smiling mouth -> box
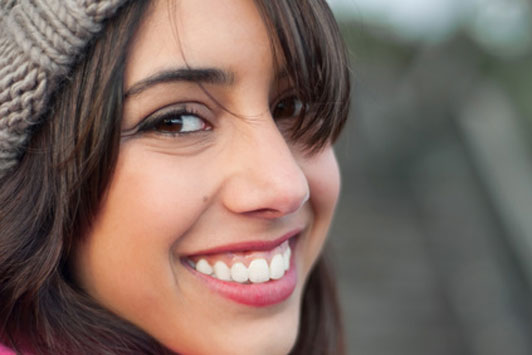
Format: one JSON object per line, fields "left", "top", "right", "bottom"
{"left": 185, "top": 240, "right": 291, "bottom": 284}
{"left": 181, "top": 231, "right": 299, "bottom": 306}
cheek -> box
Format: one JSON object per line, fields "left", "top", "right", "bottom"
{"left": 301, "top": 146, "right": 341, "bottom": 266}
{"left": 105, "top": 150, "right": 206, "bottom": 245}
{"left": 72, "top": 145, "right": 212, "bottom": 322}
{"left": 306, "top": 147, "right": 341, "bottom": 217}
{"left": 101, "top": 142, "right": 224, "bottom": 259}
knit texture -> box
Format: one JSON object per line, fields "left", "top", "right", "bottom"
{"left": 0, "top": 0, "right": 128, "bottom": 178}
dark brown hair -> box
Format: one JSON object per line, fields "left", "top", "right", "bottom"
{"left": 0, "top": 1, "right": 350, "bottom": 354}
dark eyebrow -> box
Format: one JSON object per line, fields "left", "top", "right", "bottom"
{"left": 124, "top": 68, "right": 235, "bottom": 98}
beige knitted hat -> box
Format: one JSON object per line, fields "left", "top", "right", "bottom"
{"left": 0, "top": 0, "right": 129, "bottom": 179}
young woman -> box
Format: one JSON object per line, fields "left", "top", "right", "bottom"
{"left": 0, "top": 0, "right": 350, "bottom": 354}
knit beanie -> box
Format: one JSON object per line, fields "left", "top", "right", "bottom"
{"left": 0, "top": 0, "right": 129, "bottom": 179}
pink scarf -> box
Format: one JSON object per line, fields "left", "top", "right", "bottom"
{"left": 0, "top": 343, "right": 15, "bottom": 355}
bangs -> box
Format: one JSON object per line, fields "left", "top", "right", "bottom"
{"left": 254, "top": 0, "right": 351, "bottom": 151}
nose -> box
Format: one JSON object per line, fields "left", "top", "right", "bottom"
{"left": 220, "top": 119, "right": 310, "bottom": 219}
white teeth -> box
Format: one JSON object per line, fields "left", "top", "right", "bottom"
{"left": 196, "top": 259, "right": 213, "bottom": 275}
{"left": 283, "top": 247, "right": 291, "bottom": 271}
{"left": 191, "top": 245, "right": 292, "bottom": 283}
{"left": 248, "top": 259, "right": 270, "bottom": 283}
{"left": 230, "top": 262, "right": 249, "bottom": 283}
{"left": 269, "top": 254, "right": 285, "bottom": 280}
{"left": 186, "top": 258, "right": 196, "bottom": 268}
{"left": 213, "top": 261, "right": 231, "bottom": 281}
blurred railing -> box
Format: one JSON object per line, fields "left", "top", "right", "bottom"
{"left": 328, "top": 0, "right": 532, "bottom": 354}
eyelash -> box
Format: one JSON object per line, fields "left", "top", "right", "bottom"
{"left": 135, "top": 105, "right": 212, "bottom": 137}
{"left": 124, "top": 92, "right": 304, "bottom": 139}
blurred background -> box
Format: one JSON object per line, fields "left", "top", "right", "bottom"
{"left": 326, "top": 0, "right": 532, "bottom": 354}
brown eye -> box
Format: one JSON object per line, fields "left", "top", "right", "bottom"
{"left": 155, "top": 116, "right": 183, "bottom": 132}
{"left": 272, "top": 96, "right": 304, "bottom": 120}
{"left": 126, "top": 102, "right": 214, "bottom": 138}
{"left": 150, "top": 113, "right": 209, "bottom": 135}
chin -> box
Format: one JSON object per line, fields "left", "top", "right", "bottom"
{"left": 163, "top": 288, "right": 303, "bottom": 355}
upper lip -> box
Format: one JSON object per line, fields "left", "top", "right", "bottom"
{"left": 185, "top": 228, "right": 302, "bottom": 257}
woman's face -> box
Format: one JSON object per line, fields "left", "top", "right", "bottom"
{"left": 73, "top": 0, "right": 340, "bottom": 354}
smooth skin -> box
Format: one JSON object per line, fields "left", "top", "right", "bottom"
{"left": 73, "top": 1, "right": 341, "bottom": 354}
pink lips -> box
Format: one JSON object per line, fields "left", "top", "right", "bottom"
{"left": 183, "top": 231, "right": 299, "bottom": 307}
{"left": 186, "top": 230, "right": 300, "bottom": 256}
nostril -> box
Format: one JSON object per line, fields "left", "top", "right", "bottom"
{"left": 243, "top": 206, "right": 301, "bottom": 219}
{"left": 243, "top": 208, "right": 282, "bottom": 219}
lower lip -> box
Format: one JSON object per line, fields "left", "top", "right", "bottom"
{"left": 183, "top": 244, "right": 297, "bottom": 307}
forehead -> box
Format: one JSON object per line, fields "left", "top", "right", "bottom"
{"left": 124, "top": 0, "right": 275, "bottom": 89}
